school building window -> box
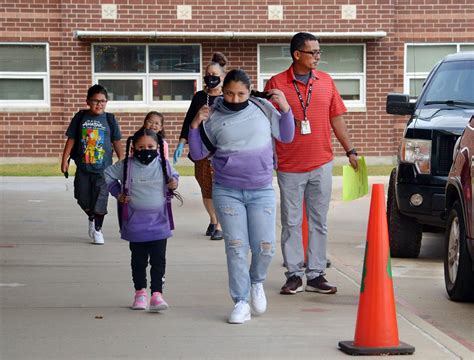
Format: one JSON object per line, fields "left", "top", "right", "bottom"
{"left": 258, "top": 44, "right": 366, "bottom": 110}
{"left": 405, "top": 43, "right": 474, "bottom": 97}
{"left": 93, "top": 44, "right": 201, "bottom": 110}
{"left": 0, "top": 43, "right": 50, "bottom": 110}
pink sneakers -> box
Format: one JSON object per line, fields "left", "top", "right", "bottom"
{"left": 131, "top": 289, "right": 148, "bottom": 310}
{"left": 149, "top": 292, "right": 169, "bottom": 312}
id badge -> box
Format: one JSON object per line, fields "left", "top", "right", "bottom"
{"left": 301, "top": 120, "right": 311, "bottom": 135}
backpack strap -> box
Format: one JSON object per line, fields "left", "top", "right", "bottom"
{"left": 105, "top": 112, "right": 115, "bottom": 139}
{"left": 69, "top": 110, "right": 86, "bottom": 161}
{"left": 119, "top": 157, "right": 133, "bottom": 226}
{"left": 249, "top": 96, "right": 279, "bottom": 169}
{"left": 199, "top": 122, "right": 217, "bottom": 154}
{"left": 249, "top": 96, "right": 272, "bottom": 121}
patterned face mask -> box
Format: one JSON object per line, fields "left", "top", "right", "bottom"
{"left": 133, "top": 149, "right": 158, "bottom": 165}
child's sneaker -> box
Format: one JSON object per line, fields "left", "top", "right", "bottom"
{"left": 91, "top": 229, "right": 104, "bottom": 245}
{"left": 149, "top": 292, "right": 168, "bottom": 312}
{"left": 131, "top": 289, "right": 148, "bottom": 310}
{"left": 88, "top": 220, "right": 95, "bottom": 239}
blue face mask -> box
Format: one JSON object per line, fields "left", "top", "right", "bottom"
{"left": 133, "top": 149, "right": 158, "bottom": 165}
{"left": 222, "top": 99, "right": 249, "bottom": 111}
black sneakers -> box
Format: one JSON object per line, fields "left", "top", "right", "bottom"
{"left": 205, "top": 223, "right": 217, "bottom": 236}
{"left": 305, "top": 275, "right": 337, "bottom": 294}
{"left": 210, "top": 229, "right": 223, "bottom": 240}
{"left": 280, "top": 275, "right": 304, "bottom": 294}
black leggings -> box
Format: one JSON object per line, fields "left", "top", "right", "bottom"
{"left": 129, "top": 239, "right": 167, "bottom": 293}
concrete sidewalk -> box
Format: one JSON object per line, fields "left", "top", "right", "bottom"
{"left": 0, "top": 176, "right": 469, "bottom": 359}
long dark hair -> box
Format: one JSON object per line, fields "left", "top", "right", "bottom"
{"left": 123, "top": 128, "right": 182, "bottom": 203}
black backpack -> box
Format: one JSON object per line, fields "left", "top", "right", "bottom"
{"left": 70, "top": 110, "right": 115, "bottom": 160}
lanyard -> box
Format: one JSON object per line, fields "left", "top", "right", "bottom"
{"left": 292, "top": 80, "right": 312, "bottom": 121}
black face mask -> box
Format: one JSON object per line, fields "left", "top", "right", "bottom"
{"left": 204, "top": 75, "right": 221, "bottom": 89}
{"left": 133, "top": 149, "right": 158, "bottom": 165}
{"left": 223, "top": 99, "right": 249, "bottom": 112}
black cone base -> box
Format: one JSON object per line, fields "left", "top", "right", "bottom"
{"left": 338, "top": 340, "right": 415, "bottom": 356}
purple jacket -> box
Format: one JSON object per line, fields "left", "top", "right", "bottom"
{"left": 188, "top": 96, "right": 294, "bottom": 189}
{"left": 104, "top": 156, "right": 179, "bottom": 242}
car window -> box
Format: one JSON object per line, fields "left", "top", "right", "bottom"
{"left": 422, "top": 60, "right": 474, "bottom": 104}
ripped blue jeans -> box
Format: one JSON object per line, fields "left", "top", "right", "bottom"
{"left": 213, "top": 183, "right": 276, "bottom": 303}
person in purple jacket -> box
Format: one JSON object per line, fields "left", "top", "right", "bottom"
{"left": 104, "top": 128, "right": 179, "bottom": 312}
{"left": 188, "top": 69, "right": 295, "bottom": 324}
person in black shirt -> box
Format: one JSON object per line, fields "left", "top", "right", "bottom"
{"left": 173, "top": 52, "right": 227, "bottom": 240}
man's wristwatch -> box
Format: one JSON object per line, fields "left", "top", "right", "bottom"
{"left": 346, "top": 148, "right": 358, "bottom": 157}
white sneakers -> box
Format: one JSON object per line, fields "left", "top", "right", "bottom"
{"left": 228, "top": 284, "right": 267, "bottom": 324}
{"left": 88, "top": 220, "right": 95, "bottom": 239}
{"left": 92, "top": 229, "right": 104, "bottom": 245}
{"left": 250, "top": 283, "right": 267, "bottom": 315}
{"left": 228, "top": 301, "right": 251, "bottom": 324}
{"left": 88, "top": 220, "right": 104, "bottom": 245}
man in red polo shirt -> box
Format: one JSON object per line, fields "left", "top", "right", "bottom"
{"left": 265, "top": 32, "right": 358, "bottom": 295}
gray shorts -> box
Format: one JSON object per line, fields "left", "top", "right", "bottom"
{"left": 73, "top": 167, "right": 109, "bottom": 215}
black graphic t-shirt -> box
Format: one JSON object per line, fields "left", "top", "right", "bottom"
{"left": 66, "top": 111, "right": 121, "bottom": 173}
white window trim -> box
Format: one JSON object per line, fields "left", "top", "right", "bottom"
{"left": 92, "top": 43, "right": 202, "bottom": 112}
{"left": 404, "top": 43, "right": 474, "bottom": 95}
{"left": 257, "top": 43, "right": 366, "bottom": 112}
{"left": 0, "top": 42, "right": 50, "bottom": 111}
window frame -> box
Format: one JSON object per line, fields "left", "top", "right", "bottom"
{"left": 404, "top": 43, "right": 474, "bottom": 97}
{"left": 92, "top": 43, "right": 202, "bottom": 112}
{"left": 257, "top": 43, "right": 366, "bottom": 111}
{"left": 0, "top": 42, "right": 50, "bottom": 111}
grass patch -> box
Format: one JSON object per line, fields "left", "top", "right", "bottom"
{"left": 0, "top": 163, "right": 67, "bottom": 176}
{"left": 0, "top": 163, "right": 393, "bottom": 177}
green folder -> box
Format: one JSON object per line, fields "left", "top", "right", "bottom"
{"left": 343, "top": 156, "right": 368, "bottom": 201}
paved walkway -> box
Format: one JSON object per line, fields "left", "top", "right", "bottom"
{"left": 0, "top": 177, "right": 471, "bottom": 359}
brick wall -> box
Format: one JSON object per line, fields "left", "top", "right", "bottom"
{"left": 1, "top": 0, "right": 473, "bottom": 160}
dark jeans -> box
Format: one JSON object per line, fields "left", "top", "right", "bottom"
{"left": 129, "top": 239, "right": 167, "bottom": 293}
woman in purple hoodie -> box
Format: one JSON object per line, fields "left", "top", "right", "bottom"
{"left": 188, "top": 69, "right": 294, "bottom": 324}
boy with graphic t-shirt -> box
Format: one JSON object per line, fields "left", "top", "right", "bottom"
{"left": 61, "top": 84, "right": 123, "bottom": 244}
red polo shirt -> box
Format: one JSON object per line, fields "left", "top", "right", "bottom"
{"left": 265, "top": 66, "right": 346, "bottom": 173}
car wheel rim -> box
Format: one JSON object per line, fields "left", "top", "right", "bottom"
{"left": 448, "top": 217, "right": 460, "bottom": 284}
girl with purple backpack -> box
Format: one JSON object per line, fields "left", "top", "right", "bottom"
{"left": 104, "top": 128, "right": 180, "bottom": 312}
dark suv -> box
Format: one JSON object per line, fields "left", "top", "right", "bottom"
{"left": 444, "top": 116, "right": 474, "bottom": 301}
{"left": 386, "top": 51, "right": 474, "bottom": 258}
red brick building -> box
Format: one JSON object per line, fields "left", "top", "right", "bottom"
{"left": 1, "top": 0, "right": 473, "bottom": 163}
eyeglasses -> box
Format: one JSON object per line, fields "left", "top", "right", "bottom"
{"left": 88, "top": 99, "right": 108, "bottom": 105}
{"left": 298, "top": 50, "right": 323, "bottom": 57}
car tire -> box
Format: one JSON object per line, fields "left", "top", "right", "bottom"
{"left": 386, "top": 168, "right": 423, "bottom": 258}
{"left": 444, "top": 200, "right": 474, "bottom": 302}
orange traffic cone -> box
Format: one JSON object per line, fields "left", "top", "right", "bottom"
{"left": 339, "top": 184, "right": 415, "bottom": 355}
{"left": 302, "top": 202, "right": 308, "bottom": 264}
